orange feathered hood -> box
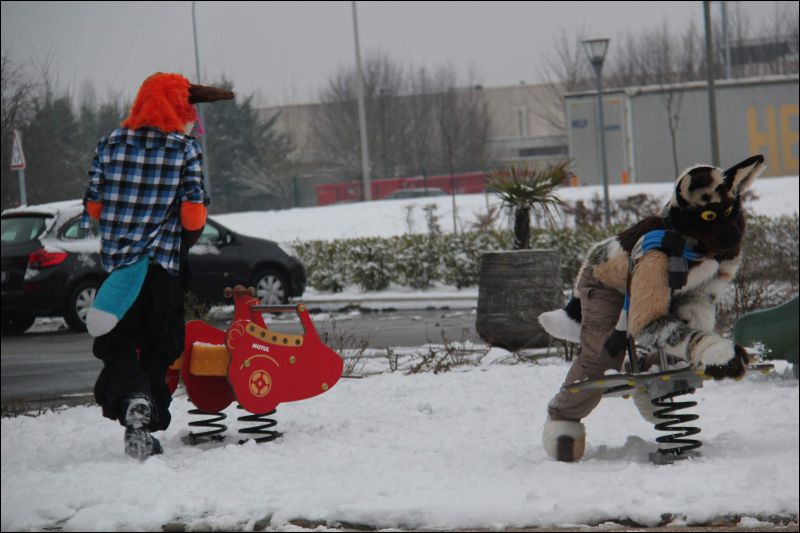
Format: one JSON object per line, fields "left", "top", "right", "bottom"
{"left": 122, "top": 72, "right": 234, "bottom": 134}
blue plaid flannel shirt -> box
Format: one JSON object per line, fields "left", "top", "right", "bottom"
{"left": 80, "top": 127, "right": 209, "bottom": 275}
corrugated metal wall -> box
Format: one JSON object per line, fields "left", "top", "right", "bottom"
{"left": 566, "top": 76, "right": 799, "bottom": 184}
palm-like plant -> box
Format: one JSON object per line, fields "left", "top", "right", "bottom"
{"left": 485, "top": 159, "right": 571, "bottom": 249}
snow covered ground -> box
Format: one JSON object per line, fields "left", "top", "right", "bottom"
{"left": 3, "top": 178, "right": 798, "bottom": 530}
{"left": 214, "top": 176, "right": 799, "bottom": 244}
{"left": 2, "top": 351, "right": 798, "bottom": 531}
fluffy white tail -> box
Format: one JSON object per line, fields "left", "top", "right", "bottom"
{"left": 538, "top": 308, "right": 582, "bottom": 343}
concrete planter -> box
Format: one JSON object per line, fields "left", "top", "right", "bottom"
{"left": 475, "top": 249, "right": 562, "bottom": 351}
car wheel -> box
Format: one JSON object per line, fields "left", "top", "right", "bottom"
{"left": 1, "top": 314, "right": 36, "bottom": 335}
{"left": 64, "top": 280, "right": 99, "bottom": 332}
{"left": 252, "top": 268, "right": 289, "bottom": 305}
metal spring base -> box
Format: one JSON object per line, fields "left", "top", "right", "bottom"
{"left": 185, "top": 409, "right": 228, "bottom": 445}
{"left": 649, "top": 388, "right": 702, "bottom": 464}
{"left": 237, "top": 406, "right": 282, "bottom": 444}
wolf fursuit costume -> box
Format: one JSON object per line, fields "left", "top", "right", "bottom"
{"left": 539, "top": 155, "right": 766, "bottom": 462}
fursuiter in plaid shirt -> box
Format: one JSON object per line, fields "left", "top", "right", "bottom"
{"left": 80, "top": 72, "right": 233, "bottom": 460}
{"left": 538, "top": 155, "right": 767, "bottom": 462}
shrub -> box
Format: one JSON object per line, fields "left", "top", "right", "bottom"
{"left": 717, "top": 213, "right": 800, "bottom": 330}
{"left": 396, "top": 234, "right": 441, "bottom": 289}
{"left": 291, "top": 210, "right": 799, "bottom": 319}
{"left": 293, "top": 239, "right": 348, "bottom": 293}
{"left": 348, "top": 237, "right": 394, "bottom": 291}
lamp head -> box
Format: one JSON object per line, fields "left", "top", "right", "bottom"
{"left": 583, "top": 38, "right": 610, "bottom": 67}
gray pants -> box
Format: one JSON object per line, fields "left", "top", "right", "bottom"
{"left": 547, "top": 267, "right": 626, "bottom": 421}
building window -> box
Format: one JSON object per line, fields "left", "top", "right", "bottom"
{"left": 518, "top": 146, "right": 568, "bottom": 158}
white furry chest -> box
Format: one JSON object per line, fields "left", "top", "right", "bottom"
{"left": 674, "top": 258, "right": 720, "bottom": 294}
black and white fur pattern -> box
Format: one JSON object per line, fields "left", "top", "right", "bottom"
{"left": 539, "top": 155, "right": 766, "bottom": 374}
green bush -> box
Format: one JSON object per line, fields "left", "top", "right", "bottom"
{"left": 293, "top": 239, "right": 348, "bottom": 293}
{"left": 717, "top": 213, "right": 800, "bottom": 330}
{"left": 291, "top": 214, "right": 799, "bottom": 303}
{"left": 395, "top": 234, "right": 441, "bottom": 289}
{"left": 348, "top": 237, "right": 395, "bottom": 291}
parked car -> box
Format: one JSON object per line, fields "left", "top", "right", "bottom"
{"left": 1, "top": 200, "right": 305, "bottom": 334}
{"left": 381, "top": 187, "right": 447, "bottom": 200}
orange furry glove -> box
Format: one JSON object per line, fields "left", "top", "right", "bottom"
{"left": 85, "top": 200, "right": 102, "bottom": 221}
{"left": 181, "top": 202, "right": 207, "bottom": 231}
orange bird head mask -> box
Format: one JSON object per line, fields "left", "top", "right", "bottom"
{"left": 122, "top": 72, "right": 234, "bottom": 134}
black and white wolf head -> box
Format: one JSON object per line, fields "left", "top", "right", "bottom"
{"left": 665, "top": 155, "right": 765, "bottom": 259}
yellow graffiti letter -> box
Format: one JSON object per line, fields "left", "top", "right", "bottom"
{"left": 780, "top": 104, "right": 799, "bottom": 173}
{"left": 747, "top": 106, "right": 780, "bottom": 174}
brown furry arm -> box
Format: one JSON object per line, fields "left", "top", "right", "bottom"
{"left": 629, "top": 253, "right": 746, "bottom": 376}
{"left": 628, "top": 252, "right": 671, "bottom": 337}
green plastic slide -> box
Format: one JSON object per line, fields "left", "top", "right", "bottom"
{"left": 733, "top": 296, "right": 799, "bottom": 378}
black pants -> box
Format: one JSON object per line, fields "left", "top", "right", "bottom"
{"left": 93, "top": 262, "right": 186, "bottom": 431}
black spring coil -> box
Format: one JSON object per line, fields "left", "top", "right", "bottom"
{"left": 652, "top": 388, "right": 702, "bottom": 459}
{"left": 237, "top": 406, "right": 282, "bottom": 444}
{"left": 186, "top": 409, "right": 227, "bottom": 444}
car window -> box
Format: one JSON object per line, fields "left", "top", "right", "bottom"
{"left": 1, "top": 216, "right": 50, "bottom": 244}
{"left": 61, "top": 217, "right": 98, "bottom": 240}
{"left": 200, "top": 223, "right": 221, "bottom": 243}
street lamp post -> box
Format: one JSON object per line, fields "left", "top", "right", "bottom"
{"left": 583, "top": 38, "right": 611, "bottom": 227}
{"left": 703, "top": 1, "right": 721, "bottom": 167}
{"left": 351, "top": 1, "right": 372, "bottom": 201}
{"left": 379, "top": 88, "right": 389, "bottom": 178}
{"left": 192, "top": 1, "right": 212, "bottom": 197}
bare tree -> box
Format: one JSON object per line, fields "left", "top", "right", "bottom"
{"left": 405, "top": 65, "right": 438, "bottom": 176}
{"left": 530, "top": 28, "right": 592, "bottom": 135}
{"left": 535, "top": 1, "right": 798, "bottom": 146}
{"left": 605, "top": 23, "right": 692, "bottom": 177}
{"left": 237, "top": 111, "right": 298, "bottom": 208}
{"left": 313, "top": 51, "right": 406, "bottom": 180}
{"left": 1, "top": 53, "right": 36, "bottom": 207}
{"left": 312, "top": 53, "right": 492, "bottom": 188}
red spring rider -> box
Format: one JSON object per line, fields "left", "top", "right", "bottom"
{"left": 166, "top": 285, "right": 344, "bottom": 443}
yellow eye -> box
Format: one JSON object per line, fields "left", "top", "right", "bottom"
{"left": 701, "top": 210, "right": 717, "bottom": 221}
{"left": 724, "top": 206, "right": 733, "bottom": 217}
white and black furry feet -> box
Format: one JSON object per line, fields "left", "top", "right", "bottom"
{"left": 124, "top": 397, "right": 160, "bottom": 460}
{"left": 538, "top": 309, "right": 582, "bottom": 344}
{"left": 542, "top": 418, "right": 586, "bottom": 462}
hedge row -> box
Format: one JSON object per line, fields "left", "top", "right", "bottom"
{"left": 292, "top": 214, "right": 799, "bottom": 295}
{"left": 292, "top": 225, "right": 616, "bottom": 292}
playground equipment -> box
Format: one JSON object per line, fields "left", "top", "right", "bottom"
{"left": 165, "top": 285, "right": 344, "bottom": 443}
{"left": 564, "top": 349, "right": 773, "bottom": 464}
{"left": 734, "top": 296, "right": 799, "bottom": 378}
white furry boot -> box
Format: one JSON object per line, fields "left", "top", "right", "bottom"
{"left": 542, "top": 418, "right": 586, "bottom": 462}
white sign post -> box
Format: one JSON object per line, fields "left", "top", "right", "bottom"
{"left": 11, "top": 129, "right": 27, "bottom": 206}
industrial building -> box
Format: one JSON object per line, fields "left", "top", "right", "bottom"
{"left": 565, "top": 75, "right": 799, "bottom": 184}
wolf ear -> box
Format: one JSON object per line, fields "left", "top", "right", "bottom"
{"left": 723, "top": 155, "right": 766, "bottom": 195}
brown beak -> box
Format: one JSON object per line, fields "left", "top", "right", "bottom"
{"left": 188, "top": 84, "right": 234, "bottom": 104}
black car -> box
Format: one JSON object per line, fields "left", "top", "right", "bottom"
{"left": 1, "top": 200, "right": 305, "bottom": 334}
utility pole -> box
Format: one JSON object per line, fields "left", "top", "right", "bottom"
{"left": 192, "top": 1, "right": 213, "bottom": 196}
{"left": 352, "top": 1, "right": 372, "bottom": 200}
{"left": 703, "top": 1, "right": 721, "bottom": 166}
{"left": 721, "top": 1, "right": 732, "bottom": 79}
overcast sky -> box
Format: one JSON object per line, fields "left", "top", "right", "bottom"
{"left": 1, "top": 1, "right": 795, "bottom": 107}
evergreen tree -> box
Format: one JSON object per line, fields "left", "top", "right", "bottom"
{"left": 21, "top": 91, "right": 85, "bottom": 204}
{"left": 202, "top": 77, "right": 295, "bottom": 212}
